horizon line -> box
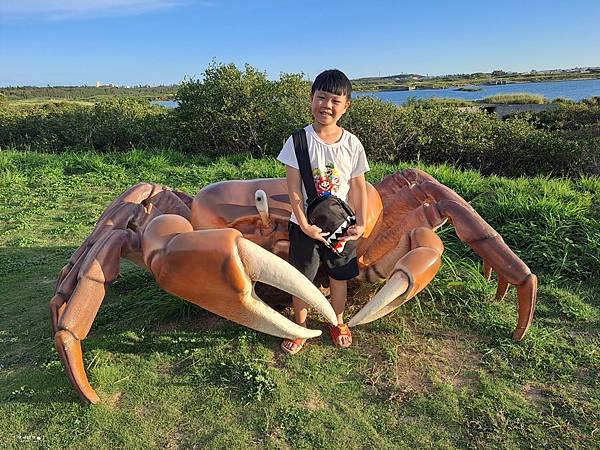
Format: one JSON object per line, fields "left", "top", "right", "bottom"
{"left": 2, "top": 64, "right": 599, "bottom": 89}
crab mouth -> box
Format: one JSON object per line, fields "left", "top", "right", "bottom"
{"left": 324, "top": 217, "right": 353, "bottom": 246}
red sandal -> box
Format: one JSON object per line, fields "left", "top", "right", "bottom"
{"left": 281, "top": 338, "right": 306, "bottom": 355}
{"left": 329, "top": 324, "right": 352, "bottom": 348}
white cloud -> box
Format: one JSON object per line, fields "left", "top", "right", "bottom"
{"left": 0, "top": 0, "right": 207, "bottom": 22}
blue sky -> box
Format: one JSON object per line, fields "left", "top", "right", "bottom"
{"left": 1, "top": 0, "right": 599, "bottom": 86}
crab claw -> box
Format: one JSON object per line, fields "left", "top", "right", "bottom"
{"left": 349, "top": 270, "right": 410, "bottom": 326}
{"left": 236, "top": 238, "right": 338, "bottom": 337}
{"left": 351, "top": 228, "right": 443, "bottom": 327}
{"left": 144, "top": 215, "right": 337, "bottom": 340}
{"left": 53, "top": 213, "right": 336, "bottom": 405}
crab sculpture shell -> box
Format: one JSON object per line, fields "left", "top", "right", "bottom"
{"left": 51, "top": 169, "right": 537, "bottom": 404}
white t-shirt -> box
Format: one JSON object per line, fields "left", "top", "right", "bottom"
{"left": 277, "top": 124, "right": 370, "bottom": 225}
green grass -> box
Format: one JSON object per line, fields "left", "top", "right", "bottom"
{"left": 481, "top": 93, "right": 546, "bottom": 104}
{"left": 1, "top": 148, "right": 599, "bottom": 449}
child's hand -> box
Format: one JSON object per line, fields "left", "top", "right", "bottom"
{"left": 302, "top": 224, "right": 330, "bottom": 244}
{"left": 343, "top": 224, "right": 364, "bottom": 241}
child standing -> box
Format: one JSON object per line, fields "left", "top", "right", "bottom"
{"left": 277, "top": 69, "right": 369, "bottom": 354}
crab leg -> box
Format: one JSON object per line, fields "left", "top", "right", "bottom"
{"left": 361, "top": 169, "right": 536, "bottom": 340}
{"left": 55, "top": 184, "right": 191, "bottom": 290}
{"left": 350, "top": 227, "right": 444, "bottom": 326}
{"left": 53, "top": 228, "right": 139, "bottom": 404}
{"left": 424, "top": 186, "right": 537, "bottom": 341}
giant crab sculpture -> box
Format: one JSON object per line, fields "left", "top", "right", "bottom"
{"left": 51, "top": 169, "right": 537, "bottom": 404}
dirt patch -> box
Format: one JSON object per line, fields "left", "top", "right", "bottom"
{"left": 304, "top": 395, "right": 326, "bottom": 411}
{"left": 434, "top": 334, "right": 482, "bottom": 389}
{"left": 358, "top": 328, "right": 483, "bottom": 400}
{"left": 523, "top": 383, "right": 546, "bottom": 405}
{"left": 104, "top": 391, "right": 124, "bottom": 408}
{"left": 157, "top": 311, "right": 225, "bottom": 333}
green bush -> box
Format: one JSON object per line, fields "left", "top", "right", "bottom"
{"left": 528, "top": 102, "right": 600, "bottom": 132}
{"left": 483, "top": 93, "right": 546, "bottom": 104}
{"left": 342, "top": 96, "right": 416, "bottom": 162}
{"left": 89, "top": 98, "right": 174, "bottom": 150}
{"left": 0, "top": 98, "right": 173, "bottom": 152}
{"left": 514, "top": 102, "right": 600, "bottom": 175}
{"left": 0, "top": 62, "right": 597, "bottom": 178}
{"left": 491, "top": 116, "right": 584, "bottom": 176}
{"left": 174, "top": 62, "right": 311, "bottom": 156}
{"left": 344, "top": 98, "right": 584, "bottom": 176}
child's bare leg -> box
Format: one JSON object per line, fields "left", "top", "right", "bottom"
{"left": 282, "top": 296, "right": 309, "bottom": 352}
{"left": 292, "top": 295, "right": 309, "bottom": 327}
{"left": 329, "top": 277, "right": 352, "bottom": 347}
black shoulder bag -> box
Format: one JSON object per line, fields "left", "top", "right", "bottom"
{"left": 292, "top": 129, "right": 356, "bottom": 256}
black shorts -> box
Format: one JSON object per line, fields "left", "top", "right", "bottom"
{"left": 287, "top": 222, "right": 359, "bottom": 282}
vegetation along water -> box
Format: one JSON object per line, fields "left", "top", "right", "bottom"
{"left": 151, "top": 78, "right": 600, "bottom": 108}
{"left": 360, "top": 78, "right": 600, "bottom": 105}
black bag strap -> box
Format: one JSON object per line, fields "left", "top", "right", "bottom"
{"left": 292, "top": 129, "right": 319, "bottom": 203}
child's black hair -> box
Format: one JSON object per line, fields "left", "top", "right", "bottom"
{"left": 311, "top": 69, "right": 352, "bottom": 99}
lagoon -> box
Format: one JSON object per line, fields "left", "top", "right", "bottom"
{"left": 357, "top": 78, "right": 600, "bottom": 105}
{"left": 152, "top": 78, "right": 600, "bottom": 108}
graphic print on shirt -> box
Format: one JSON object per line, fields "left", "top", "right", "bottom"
{"left": 313, "top": 162, "right": 340, "bottom": 197}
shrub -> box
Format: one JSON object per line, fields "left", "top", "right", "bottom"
{"left": 0, "top": 98, "right": 173, "bottom": 152}
{"left": 344, "top": 98, "right": 586, "bottom": 176}
{"left": 403, "top": 104, "right": 498, "bottom": 169}
{"left": 342, "top": 96, "right": 416, "bottom": 162}
{"left": 89, "top": 98, "right": 174, "bottom": 151}
{"left": 174, "top": 62, "right": 311, "bottom": 157}
{"left": 528, "top": 102, "right": 600, "bottom": 132}
{"left": 483, "top": 93, "right": 546, "bottom": 104}
{"left": 493, "top": 118, "right": 583, "bottom": 176}
{"left": 552, "top": 97, "right": 575, "bottom": 104}
{"left": 0, "top": 62, "right": 597, "bottom": 178}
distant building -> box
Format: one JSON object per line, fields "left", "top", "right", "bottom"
{"left": 95, "top": 81, "right": 117, "bottom": 88}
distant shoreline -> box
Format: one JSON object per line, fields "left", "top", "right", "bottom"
{"left": 2, "top": 73, "right": 599, "bottom": 102}
{"left": 352, "top": 73, "right": 600, "bottom": 93}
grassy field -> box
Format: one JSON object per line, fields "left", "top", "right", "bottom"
{"left": 1, "top": 149, "right": 599, "bottom": 449}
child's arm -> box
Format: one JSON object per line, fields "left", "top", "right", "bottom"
{"left": 345, "top": 173, "right": 368, "bottom": 240}
{"left": 285, "top": 165, "right": 329, "bottom": 244}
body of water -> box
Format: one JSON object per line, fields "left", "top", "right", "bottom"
{"left": 357, "top": 78, "right": 600, "bottom": 105}
{"left": 153, "top": 100, "right": 179, "bottom": 108}
{"left": 152, "top": 78, "right": 600, "bottom": 108}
